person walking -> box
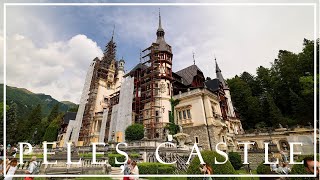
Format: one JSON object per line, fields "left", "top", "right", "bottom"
{"left": 130, "top": 161, "right": 139, "bottom": 180}
{"left": 123, "top": 159, "right": 132, "bottom": 180}
{"left": 199, "top": 163, "right": 213, "bottom": 180}
{"left": 4, "top": 159, "right": 18, "bottom": 180}
{"left": 24, "top": 156, "right": 38, "bottom": 180}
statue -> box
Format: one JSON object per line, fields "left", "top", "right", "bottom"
{"left": 179, "top": 125, "right": 183, "bottom": 133}
{"left": 144, "top": 128, "right": 148, "bottom": 138}
{"left": 278, "top": 123, "right": 283, "bottom": 129}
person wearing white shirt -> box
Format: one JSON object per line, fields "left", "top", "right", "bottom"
{"left": 130, "top": 161, "right": 139, "bottom": 180}
{"left": 4, "top": 159, "right": 17, "bottom": 180}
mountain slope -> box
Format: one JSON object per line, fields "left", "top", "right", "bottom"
{"left": 0, "top": 84, "right": 78, "bottom": 120}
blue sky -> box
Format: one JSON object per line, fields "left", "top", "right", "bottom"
{"left": 1, "top": 1, "right": 316, "bottom": 103}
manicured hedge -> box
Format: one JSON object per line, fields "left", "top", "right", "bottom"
{"left": 108, "top": 153, "right": 140, "bottom": 167}
{"left": 138, "top": 162, "right": 175, "bottom": 174}
{"left": 228, "top": 152, "right": 243, "bottom": 170}
{"left": 186, "top": 150, "right": 237, "bottom": 180}
{"left": 125, "top": 124, "right": 144, "bottom": 141}
{"left": 256, "top": 162, "right": 272, "bottom": 174}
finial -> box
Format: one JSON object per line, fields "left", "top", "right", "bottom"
{"left": 192, "top": 52, "right": 196, "bottom": 65}
{"left": 158, "top": 8, "right": 162, "bottom": 29}
{"left": 139, "top": 49, "right": 142, "bottom": 63}
{"left": 111, "top": 24, "right": 115, "bottom": 40}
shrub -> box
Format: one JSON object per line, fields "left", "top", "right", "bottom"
{"left": 108, "top": 153, "right": 140, "bottom": 167}
{"left": 229, "top": 152, "right": 243, "bottom": 170}
{"left": 256, "top": 162, "right": 272, "bottom": 174}
{"left": 290, "top": 154, "right": 319, "bottom": 180}
{"left": 138, "top": 162, "right": 175, "bottom": 174}
{"left": 186, "top": 150, "right": 237, "bottom": 180}
{"left": 125, "top": 124, "right": 144, "bottom": 141}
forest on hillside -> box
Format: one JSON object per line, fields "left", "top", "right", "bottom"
{"left": 0, "top": 86, "right": 78, "bottom": 145}
{"left": 227, "top": 39, "right": 318, "bottom": 130}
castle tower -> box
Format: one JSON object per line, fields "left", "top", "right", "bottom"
{"left": 115, "top": 58, "right": 125, "bottom": 91}
{"left": 75, "top": 30, "right": 122, "bottom": 146}
{"left": 139, "top": 10, "right": 173, "bottom": 139}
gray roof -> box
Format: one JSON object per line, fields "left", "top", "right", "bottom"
{"left": 126, "top": 63, "right": 148, "bottom": 76}
{"left": 205, "top": 79, "right": 220, "bottom": 92}
{"left": 175, "top": 65, "right": 203, "bottom": 86}
{"left": 215, "top": 60, "right": 229, "bottom": 89}
{"left": 63, "top": 112, "right": 77, "bottom": 124}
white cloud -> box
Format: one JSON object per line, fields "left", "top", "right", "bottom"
{"left": 6, "top": 34, "right": 103, "bottom": 103}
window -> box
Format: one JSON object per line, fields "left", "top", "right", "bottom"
{"left": 183, "top": 110, "right": 187, "bottom": 119}
{"left": 167, "top": 83, "right": 170, "bottom": 95}
{"left": 195, "top": 136, "right": 199, "bottom": 144}
{"left": 187, "top": 109, "right": 191, "bottom": 119}
{"left": 155, "top": 110, "right": 159, "bottom": 117}
{"left": 211, "top": 105, "right": 215, "bottom": 115}
{"left": 178, "top": 111, "right": 182, "bottom": 120}
{"left": 107, "top": 84, "right": 111, "bottom": 89}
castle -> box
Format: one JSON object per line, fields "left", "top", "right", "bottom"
{"left": 56, "top": 11, "right": 317, "bottom": 156}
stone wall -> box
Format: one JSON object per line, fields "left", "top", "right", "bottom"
{"left": 183, "top": 125, "right": 211, "bottom": 150}
{"left": 238, "top": 152, "right": 265, "bottom": 170}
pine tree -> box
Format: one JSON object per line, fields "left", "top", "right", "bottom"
{"left": 6, "top": 103, "right": 18, "bottom": 145}
{"left": 25, "top": 104, "right": 42, "bottom": 144}
{"left": 47, "top": 104, "right": 59, "bottom": 123}
{"left": 43, "top": 113, "right": 63, "bottom": 142}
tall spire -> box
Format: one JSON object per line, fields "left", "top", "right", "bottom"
{"left": 154, "top": 9, "right": 171, "bottom": 53}
{"left": 193, "top": 52, "right": 196, "bottom": 65}
{"left": 103, "top": 25, "right": 117, "bottom": 62}
{"left": 111, "top": 24, "right": 115, "bottom": 41}
{"left": 157, "top": 8, "right": 164, "bottom": 32}
{"left": 215, "top": 57, "right": 221, "bottom": 73}
{"left": 158, "top": 8, "right": 162, "bottom": 30}
{"left": 215, "top": 57, "right": 229, "bottom": 89}
{"left": 156, "top": 8, "right": 165, "bottom": 40}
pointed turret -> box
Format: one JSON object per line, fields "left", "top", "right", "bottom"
{"left": 156, "top": 9, "right": 165, "bottom": 41}
{"left": 215, "top": 58, "right": 229, "bottom": 90}
{"left": 103, "top": 26, "right": 117, "bottom": 63}
{"left": 154, "top": 9, "right": 171, "bottom": 53}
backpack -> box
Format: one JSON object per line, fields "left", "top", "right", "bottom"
{"left": 31, "top": 162, "right": 40, "bottom": 175}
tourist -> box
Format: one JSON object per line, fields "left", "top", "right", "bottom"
{"left": 280, "top": 163, "right": 290, "bottom": 174}
{"left": 199, "top": 163, "right": 213, "bottom": 180}
{"left": 270, "top": 158, "right": 278, "bottom": 172}
{"left": 11, "top": 146, "right": 17, "bottom": 158}
{"left": 123, "top": 159, "right": 132, "bottom": 180}
{"left": 24, "top": 156, "right": 38, "bottom": 180}
{"left": 303, "top": 157, "right": 320, "bottom": 178}
{"left": 4, "top": 159, "right": 18, "bottom": 180}
{"left": 270, "top": 163, "right": 278, "bottom": 172}
{"left": 130, "top": 161, "right": 139, "bottom": 180}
